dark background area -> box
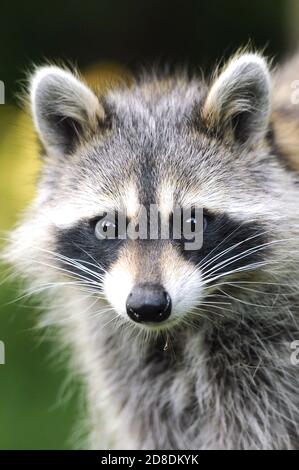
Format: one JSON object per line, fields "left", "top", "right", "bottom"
{"left": 0, "top": 0, "right": 292, "bottom": 102}
{"left": 0, "top": 0, "right": 298, "bottom": 450}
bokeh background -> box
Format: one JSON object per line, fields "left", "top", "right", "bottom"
{"left": 0, "top": 0, "right": 299, "bottom": 449}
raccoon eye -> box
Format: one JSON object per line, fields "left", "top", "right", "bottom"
{"left": 184, "top": 211, "right": 208, "bottom": 232}
{"left": 203, "top": 215, "right": 208, "bottom": 231}
{"left": 93, "top": 217, "right": 118, "bottom": 240}
{"left": 91, "top": 213, "right": 129, "bottom": 240}
{"left": 185, "top": 216, "right": 197, "bottom": 232}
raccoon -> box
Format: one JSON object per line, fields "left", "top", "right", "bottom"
{"left": 3, "top": 51, "right": 299, "bottom": 449}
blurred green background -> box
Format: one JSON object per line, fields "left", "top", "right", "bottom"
{"left": 0, "top": 0, "right": 298, "bottom": 450}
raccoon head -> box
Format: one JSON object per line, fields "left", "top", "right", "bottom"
{"left": 8, "top": 53, "right": 297, "bottom": 331}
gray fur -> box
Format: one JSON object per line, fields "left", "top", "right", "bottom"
{"left": 3, "top": 53, "right": 299, "bottom": 449}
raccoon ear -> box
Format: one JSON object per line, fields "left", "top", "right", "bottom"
{"left": 30, "top": 66, "right": 105, "bottom": 156}
{"left": 203, "top": 54, "right": 271, "bottom": 144}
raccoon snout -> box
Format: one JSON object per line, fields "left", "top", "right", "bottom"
{"left": 126, "top": 283, "right": 171, "bottom": 324}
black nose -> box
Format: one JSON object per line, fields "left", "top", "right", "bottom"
{"left": 126, "top": 283, "right": 171, "bottom": 323}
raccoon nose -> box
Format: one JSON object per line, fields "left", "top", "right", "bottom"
{"left": 126, "top": 283, "right": 171, "bottom": 323}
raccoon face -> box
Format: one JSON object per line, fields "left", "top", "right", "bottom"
{"left": 25, "top": 54, "right": 281, "bottom": 330}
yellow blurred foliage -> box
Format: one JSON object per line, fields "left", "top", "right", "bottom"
{"left": 0, "top": 105, "right": 39, "bottom": 231}
{"left": 83, "top": 61, "right": 132, "bottom": 91}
